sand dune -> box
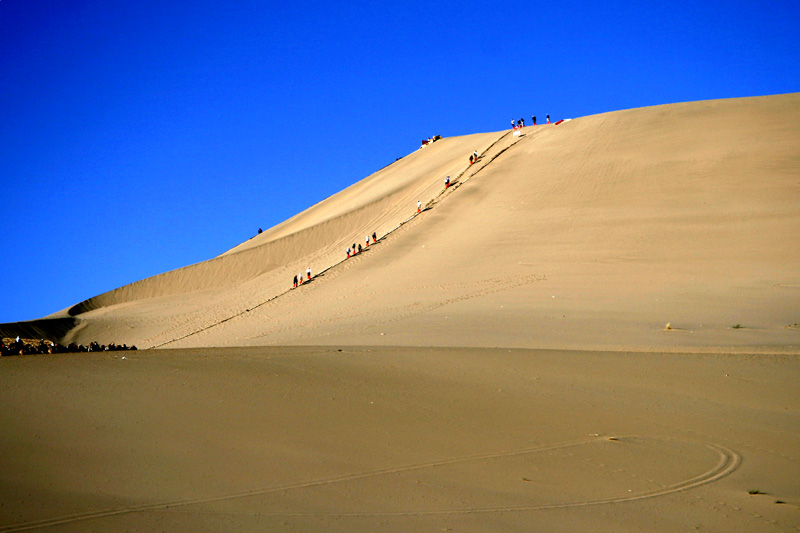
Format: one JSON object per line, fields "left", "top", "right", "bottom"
{"left": 1, "top": 94, "right": 799, "bottom": 531}
{"left": 12, "top": 92, "right": 793, "bottom": 353}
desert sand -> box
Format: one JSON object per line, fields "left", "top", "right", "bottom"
{"left": 1, "top": 93, "right": 799, "bottom": 531}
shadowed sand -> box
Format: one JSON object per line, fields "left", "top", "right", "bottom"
{"left": 1, "top": 347, "right": 797, "bottom": 531}
{"left": 1, "top": 94, "right": 799, "bottom": 531}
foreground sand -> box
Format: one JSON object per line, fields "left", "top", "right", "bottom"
{"left": 1, "top": 346, "right": 797, "bottom": 531}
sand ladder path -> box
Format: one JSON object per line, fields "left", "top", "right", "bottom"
{"left": 149, "top": 129, "right": 526, "bottom": 349}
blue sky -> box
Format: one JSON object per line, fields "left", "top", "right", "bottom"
{"left": 2, "top": 0, "right": 798, "bottom": 323}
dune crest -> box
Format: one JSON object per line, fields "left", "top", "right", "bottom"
{"left": 3, "top": 93, "right": 799, "bottom": 352}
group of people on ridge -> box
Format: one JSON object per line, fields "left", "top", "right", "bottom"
{"left": 290, "top": 231, "right": 382, "bottom": 287}
{"left": 292, "top": 267, "right": 313, "bottom": 288}
{"left": 293, "top": 142, "right": 486, "bottom": 290}
{"left": 345, "top": 232, "right": 377, "bottom": 259}
{"left": 420, "top": 135, "right": 442, "bottom": 147}
{"left": 512, "top": 115, "right": 549, "bottom": 129}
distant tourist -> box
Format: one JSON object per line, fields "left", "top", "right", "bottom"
{"left": 417, "top": 200, "right": 421, "bottom": 213}
{"left": 546, "top": 114, "right": 550, "bottom": 124}
{"left": 445, "top": 176, "right": 450, "bottom": 188}
{"left": 306, "top": 267, "right": 311, "bottom": 281}
{"left": 298, "top": 272, "right": 303, "bottom": 285}
{"left": 347, "top": 247, "right": 351, "bottom": 258}
{"left": 532, "top": 115, "right": 536, "bottom": 125}
{"left": 469, "top": 155, "right": 474, "bottom": 165}
{"left": 511, "top": 119, "right": 516, "bottom": 130}
{"left": 365, "top": 235, "right": 370, "bottom": 247}
{"left": 372, "top": 232, "right": 377, "bottom": 243}
{"left": 473, "top": 150, "right": 478, "bottom": 161}
{"left": 358, "top": 243, "right": 362, "bottom": 253}
{"left": 293, "top": 274, "right": 298, "bottom": 288}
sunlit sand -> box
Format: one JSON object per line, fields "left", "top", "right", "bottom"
{"left": 2, "top": 94, "right": 798, "bottom": 531}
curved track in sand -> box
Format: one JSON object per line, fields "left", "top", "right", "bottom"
{"left": 0, "top": 436, "right": 740, "bottom": 530}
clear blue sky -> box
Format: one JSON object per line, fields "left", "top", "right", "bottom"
{"left": 2, "top": 0, "right": 798, "bottom": 323}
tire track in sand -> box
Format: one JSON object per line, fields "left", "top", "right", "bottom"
{"left": 0, "top": 436, "right": 740, "bottom": 530}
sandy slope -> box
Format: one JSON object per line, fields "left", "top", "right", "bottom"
{"left": 5, "top": 93, "right": 795, "bottom": 353}
{"left": 1, "top": 94, "right": 799, "bottom": 532}
{"left": 37, "top": 93, "right": 797, "bottom": 352}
